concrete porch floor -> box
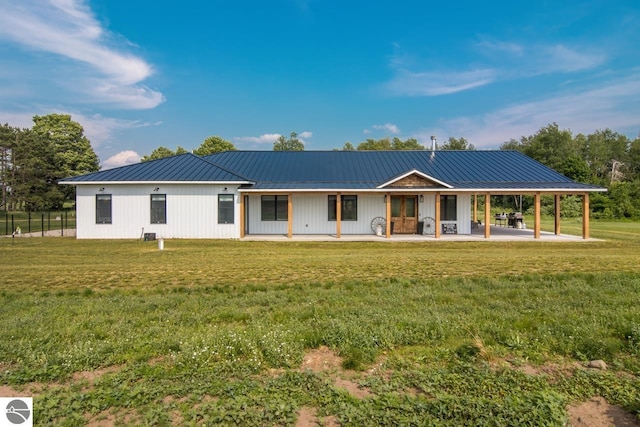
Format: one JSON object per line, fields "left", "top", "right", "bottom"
{"left": 242, "top": 225, "right": 600, "bottom": 242}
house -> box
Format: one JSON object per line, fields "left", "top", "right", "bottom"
{"left": 60, "top": 150, "right": 606, "bottom": 240}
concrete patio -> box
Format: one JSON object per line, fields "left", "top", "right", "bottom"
{"left": 242, "top": 224, "right": 601, "bottom": 242}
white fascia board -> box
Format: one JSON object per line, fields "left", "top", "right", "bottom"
{"left": 452, "top": 187, "right": 608, "bottom": 193}
{"left": 376, "top": 169, "right": 453, "bottom": 189}
{"left": 237, "top": 187, "right": 607, "bottom": 194}
{"left": 59, "top": 181, "right": 254, "bottom": 185}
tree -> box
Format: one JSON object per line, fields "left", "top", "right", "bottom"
{"left": 28, "top": 114, "right": 99, "bottom": 207}
{"left": 32, "top": 114, "right": 100, "bottom": 178}
{"left": 0, "top": 123, "right": 17, "bottom": 209}
{"left": 273, "top": 132, "right": 304, "bottom": 151}
{"left": 194, "top": 136, "right": 236, "bottom": 155}
{"left": 141, "top": 146, "right": 178, "bottom": 162}
{"left": 391, "top": 137, "right": 424, "bottom": 150}
{"left": 9, "top": 128, "right": 62, "bottom": 210}
{"left": 356, "top": 137, "right": 424, "bottom": 150}
{"left": 341, "top": 142, "right": 355, "bottom": 151}
{"left": 357, "top": 138, "right": 392, "bottom": 150}
{"left": 440, "top": 137, "right": 475, "bottom": 151}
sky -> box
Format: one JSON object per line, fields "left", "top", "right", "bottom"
{"left": 0, "top": 0, "right": 639, "bottom": 169}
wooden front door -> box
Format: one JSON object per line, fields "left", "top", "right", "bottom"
{"left": 391, "top": 196, "right": 418, "bottom": 233}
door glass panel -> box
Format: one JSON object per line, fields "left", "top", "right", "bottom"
{"left": 391, "top": 196, "right": 401, "bottom": 217}
{"left": 405, "top": 197, "right": 416, "bottom": 217}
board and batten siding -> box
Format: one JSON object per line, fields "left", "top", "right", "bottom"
{"left": 418, "top": 193, "right": 471, "bottom": 234}
{"left": 75, "top": 184, "right": 240, "bottom": 239}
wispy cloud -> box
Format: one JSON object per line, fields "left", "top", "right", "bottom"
{"left": 234, "top": 133, "right": 282, "bottom": 144}
{"left": 386, "top": 68, "right": 496, "bottom": 96}
{"left": 234, "top": 131, "right": 313, "bottom": 147}
{"left": 436, "top": 74, "right": 640, "bottom": 148}
{"left": 364, "top": 123, "right": 400, "bottom": 135}
{"left": 387, "top": 40, "right": 606, "bottom": 98}
{"left": 0, "top": 0, "right": 164, "bottom": 109}
{"left": 0, "top": 109, "right": 161, "bottom": 147}
{"left": 102, "top": 150, "right": 141, "bottom": 169}
{"left": 475, "top": 38, "right": 607, "bottom": 76}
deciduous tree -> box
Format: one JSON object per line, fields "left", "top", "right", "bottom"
{"left": 194, "top": 136, "right": 236, "bottom": 155}
{"left": 273, "top": 132, "right": 304, "bottom": 151}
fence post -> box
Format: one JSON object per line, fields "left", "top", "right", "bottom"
{"left": 28, "top": 211, "right": 31, "bottom": 233}
{"left": 47, "top": 211, "right": 50, "bottom": 231}
{"left": 11, "top": 214, "right": 14, "bottom": 234}
{"left": 61, "top": 212, "right": 64, "bottom": 236}
{"left": 41, "top": 214, "right": 45, "bottom": 237}
{"left": 4, "top": 212, "right": 7, "bottom": 235}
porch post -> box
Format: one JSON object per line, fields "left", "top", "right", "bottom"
{"left": 554, "top": 194, "right": 561, "bottom": 235}
{"left": 582, "top": 193, "right": 590, "bottom": 239}
{"left": 473, "top": 193, "right": 478, "bottom": 222}
{"left": 434, "top": 192, "right": 441, "bottom": 239}
{"left": 287, "top": 193, "right": 293, "bottom": 238}
{"left": 239, "top": 193, "right": 245, "bottom": 238}
{"left": 484, "top": 193, "right": 491, "bottom": 239}
{"left": 336, "top": 192, "right": 341, "bottom": 238}
{"left": 385, "top": 193, "right": 391, "bottom": 239}
{"left": 534, "top": 192, "right": 541, "bottom": 239}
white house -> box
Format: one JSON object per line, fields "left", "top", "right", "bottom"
{"left": 60, "top": 150, "right": 606, "bottom": 240}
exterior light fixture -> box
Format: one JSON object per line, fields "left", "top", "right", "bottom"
{"left": 99, "top": 187, "right": 105, "bottom": 192}
{"left": 153, "top": 187, "right": 160, "bottom": 192}
{"left": 419, "top": 194, "right": 424, "bottom": 203}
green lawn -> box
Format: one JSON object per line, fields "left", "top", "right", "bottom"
{"left": 1, "top": 220, "right": 639, "bottom": 425}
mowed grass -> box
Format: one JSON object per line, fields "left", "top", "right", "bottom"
{"left": 0, "top": 220, "right": 639, "bottom": 425}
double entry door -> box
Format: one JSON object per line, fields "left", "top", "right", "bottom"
{"left": 391, "top": 195, "right": 418, "bottom": 234}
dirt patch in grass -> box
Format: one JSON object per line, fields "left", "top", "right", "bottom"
{"left": 72, "top": 364, "right": 123, "bottom": 384}
{"left": 300, "top": 346, "right": 343, "bottom": 373}
{"left": 567, "top": 396, "right": 640, "bottom": 427}
{"left": 295, "top": 407, "right": 340, "bottom": 427}
{"left": 300, "top": 346, "right": 374, "bottom": 400}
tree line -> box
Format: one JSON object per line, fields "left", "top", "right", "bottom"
{"left": 2, "top": 115, "right": 639, "bottom": 219}
{"left": 1, "top": 114, "right": 99, "bottom": 211}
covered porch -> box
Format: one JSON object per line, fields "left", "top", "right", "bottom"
{"left": 239, "top": 190, "right": 595, "bottom": 241}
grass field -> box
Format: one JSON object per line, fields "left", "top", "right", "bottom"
{"left": 1, "top": 220, "right": 639, "bottom": 425}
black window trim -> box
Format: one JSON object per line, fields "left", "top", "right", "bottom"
{"left": 328, "top": 195, "right": 358, "bottom": 221}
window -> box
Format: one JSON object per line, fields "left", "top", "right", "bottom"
{"left": 440, "top": 195, "right": 457, "bottom": 221}
{"left": 261, "top": 195, "right": 288, "bottom": 221}
{"left": 96, "top": 194, "right": 112, "bottom": 224}
{"left": 328, "top": 195, "right": 358, "bottom": 221}
{"left": 150, "top": 194, "right": 167, "bottom": 224}
{"left": 218, "top": 194, "right": 234, "bottom": 224}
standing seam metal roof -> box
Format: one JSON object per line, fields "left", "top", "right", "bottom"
{"left": 62, "top": 150, "right": 605, "bottom": 191}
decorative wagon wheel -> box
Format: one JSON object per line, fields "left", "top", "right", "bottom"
{"left": 422, "top": 217, "right": 436, "bottom": 235}
{"left": 370, "top": 216, "right": 387, "bottom": 234}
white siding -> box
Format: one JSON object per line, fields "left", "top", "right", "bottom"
{"left": 247, "top": 193, "right": 387, "bottom": 235}
{"left": 417, "top": 193, "right": 471, "bottom": 235}
{"left": 76, "top": 184, "right": 240, "bottom": 239}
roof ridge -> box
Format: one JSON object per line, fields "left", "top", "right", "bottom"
{"left": 198, "top": 153, "right": 253, "bottom": 182}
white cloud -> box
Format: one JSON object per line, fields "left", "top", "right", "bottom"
{"left": 436, "top": 74, "right": 640, "bottom": 148}
{"left": 0, "top": 0, "right": 164, "bottom": 109}
{"left": 102, "top": 150, "right": 141, "bottom": 169}
{"left": 0, "top": 109, "right": 161, "bottom": 147}
{"left": 386, "top": 68, "right": 496, "bottom": 96}
{"left": 234, "top": 133, "right": 282, "bottom": 144}
{"left": 298, "top": 131, "right": 313, "bottom": 139}
{"left": 368, "top": 123, "right": 400, "bottom": 134}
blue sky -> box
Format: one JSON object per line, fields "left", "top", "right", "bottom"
{"left": 1, "top": 0, "right": 639, "bottom": 169}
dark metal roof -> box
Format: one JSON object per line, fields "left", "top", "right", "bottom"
{"left": 204, "top": 150, "right": 605, "bottom": 191}
{"left": 60, "top": 153, "right": 251, "bottom": 183}
{"left": 61, "top": 150, "right": 606, "bottom": 191}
